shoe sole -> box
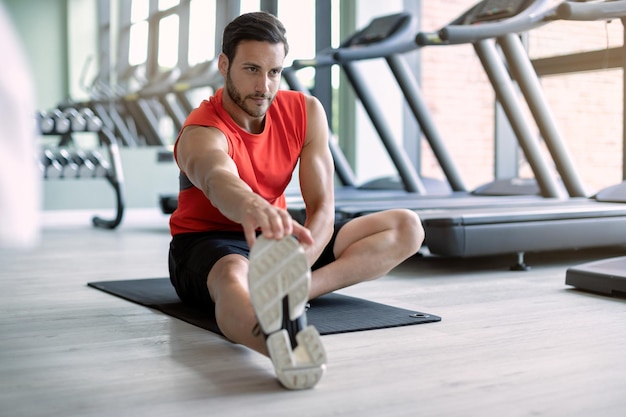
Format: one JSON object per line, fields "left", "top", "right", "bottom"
{"left": 248, "top": 235, "right": 311, "bottom": 334}
{"left": 248, "top": 235, "right": 326, "bottom": 389}
{"left": 267, "top": 326, "right": 326, "bottom": 390}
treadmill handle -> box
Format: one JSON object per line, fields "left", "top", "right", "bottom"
{"left": 415, "top": 31, "right": 447, "bottom": 46}
{"left": 439, "top": 0, "right": 557, "bottom": 44}
{"left": 334, "top": 39, "right": 416, "bottom": 62}
{"left": 291, "top": 54, "right": 336, "bottom": 70}
{"left": 553, "top": 0, "right": 626, "bottom": 21}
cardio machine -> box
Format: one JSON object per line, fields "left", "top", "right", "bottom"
{"left": 315, "top": 0, "right": 626, "bottom": 268}
{"left": 284, "top": 10, "right": 553, "bottom": 223}
{"left": 410, "top": 0, "right": 626, "bottom": 269}
{"left": 544, "top": 0, "right": 626, "bottom": 295}
{"left": 286, "top": 1, "right": 626, "bottom": 268}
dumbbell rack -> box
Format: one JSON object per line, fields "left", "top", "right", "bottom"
{"left": 38, "top": 107, "right": 125, "bottom": 229}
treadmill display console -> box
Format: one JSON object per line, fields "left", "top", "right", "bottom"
{"left": 467, "top": 0, "right": 532, "bottom": 23}
{"left": 344, "top": 13, "right": 409, "bottom": 47}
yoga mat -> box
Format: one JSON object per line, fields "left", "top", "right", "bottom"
{"left": 88, "top": 278, "right": 441, "bottom": 335}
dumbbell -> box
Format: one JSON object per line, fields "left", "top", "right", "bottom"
{"left": 85, "top": 150, "right": 110, "bottom": 178}
{"left": 37, "top": 111, "right": 55, "bottom": 134}
{"left": 40, "top": 109, "right": 71, "bottom": 135}
{"left": 63, "top": 108, "right": 87, "bottom": 132}
{"left": 41, "top": 149, "right": 63, "bottom": 179}
{"left": 55, "top": 149, "right": 80, "bottom": 178}
{"left": 70, "top": 150, "right": 97, "bottom": 178}
{"left": 79, "top": 108, "right": 103, "bottom": 132}
{"left": 50, "top": 109, "right": 71, "bottom": 134}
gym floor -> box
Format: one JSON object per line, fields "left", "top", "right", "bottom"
{"left": 2, "top": 208, "right": 626, "bottom": 416}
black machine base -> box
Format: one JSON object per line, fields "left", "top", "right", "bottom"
{"left": 566, "top": 256, "right": 626, "bottom": 296}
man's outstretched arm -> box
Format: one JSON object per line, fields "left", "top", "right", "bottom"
{"left": 176, "top": 125, "right": 313, "bottom": 247}
{"left": 298, "top": 95, "right": 336, "bottom": 265}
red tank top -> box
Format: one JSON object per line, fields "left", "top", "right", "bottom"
{"left": 169, "top": 88, "right": 307, "bottom": 235}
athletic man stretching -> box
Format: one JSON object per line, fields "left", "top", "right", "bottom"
{"left": 168, "top": 11, "right": 424, "bottom": 389}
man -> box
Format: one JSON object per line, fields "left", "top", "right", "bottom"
{"left": 168, "top": 11, "right": 424, "bottom": 390}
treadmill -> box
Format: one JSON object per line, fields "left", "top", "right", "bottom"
{"left": 284, "top": 2, "right": 626, "bottom": 267}
{"left": 284, "top": 11, "right": 553, "bottom": 218}
{"left": 285, "top": 12, "right": 457, "bottom": 200}
{"left": 378, "top": 0, "right": 626, "bottom": 266}
{"left": 549, "top": 0, "right": 626, "bottom": 295}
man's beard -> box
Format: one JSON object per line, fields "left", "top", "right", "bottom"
{"left": 225, "top": 71, "right": 274, "bottom": 118}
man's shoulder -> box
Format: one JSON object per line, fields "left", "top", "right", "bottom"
{"left": 184, "top": 90, "right": 225, "bottom": 125}
{"left": 274, "top": 89, "right": 307, "bottom": 113}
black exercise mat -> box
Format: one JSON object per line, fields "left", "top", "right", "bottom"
{"left": 88, "top": 278, "right": 441, "bottom": 336}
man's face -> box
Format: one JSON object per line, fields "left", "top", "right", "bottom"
{"left": 221, "top": 40, "right": 285, "bottom": 119}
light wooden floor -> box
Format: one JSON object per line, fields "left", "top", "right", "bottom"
{"left": 2, "top": 208, "right": 626, "bottom": 417}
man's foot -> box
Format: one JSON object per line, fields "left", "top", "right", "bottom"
{"left": 248, "top": 235, "right": 326, "bottom": 390}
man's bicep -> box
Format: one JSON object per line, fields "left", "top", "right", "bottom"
{"left": 176, "top": 126, "right": 235, "bottom": 188}
{"left": 299, "top": 97, "right": 335, "bottom": 206}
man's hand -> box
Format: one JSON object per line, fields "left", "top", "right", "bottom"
{"left": 241, "top": 196, "right": 314, "bottom": 249}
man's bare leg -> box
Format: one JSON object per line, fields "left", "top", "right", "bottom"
{"left": 207, "top": 254, "right": 268, "bottom": 354}
{"left": 247, "top": 236, "right": 326, "bottom": 389}
{"left": 208, "top": 209, "right": 423, "bottom": 349}
{"left": 208, "top": 238, "right": 326, "bottom": 390}
{"left": 310, "top": 209, "right": 424, "bottom": 299}
{"left": 205, "top": 209, "right": 422, "bottom": 388}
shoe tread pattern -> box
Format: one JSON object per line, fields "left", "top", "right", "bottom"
{"left": 267, "top": 326, "right": 326, "bottom": 390}
{"left": 249, "top": 236, "right": 325, "bottom": 389}
{"left": 248, "top": 236, "right": 310, "bottom": 334}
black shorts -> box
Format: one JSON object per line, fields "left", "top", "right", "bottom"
{"left": 168, "top": 220, "right": 348, "bottom": 308}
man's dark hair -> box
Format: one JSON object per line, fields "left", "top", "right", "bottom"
{"left": 221, "top": 11, "right": 289, "bottom": 63}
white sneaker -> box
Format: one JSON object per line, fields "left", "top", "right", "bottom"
{"left": 248, "top": 235, "right": 326, "bottom": 390}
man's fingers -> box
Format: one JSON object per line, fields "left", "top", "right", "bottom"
{"left": 292, "top": 222, "right": 314, "bottom": 246}
{"left": 243, "top": 224, "right": 257, "bottom": 248}
{"left": 257, "top": 207, "right": 293, "bottom": 240}
{"left": 243, "top": 197, "right": 302, "bottom": 244}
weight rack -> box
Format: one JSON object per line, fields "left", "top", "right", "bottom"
{"left": 37, "top": 107, "right": 125, "bottom": 229}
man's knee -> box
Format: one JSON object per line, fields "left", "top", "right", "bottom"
{"left": 208, "top": 254, "right": 249, "bottom": 302}
{"left": 391, "top": 209, "right": 424, "bottom": 255}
